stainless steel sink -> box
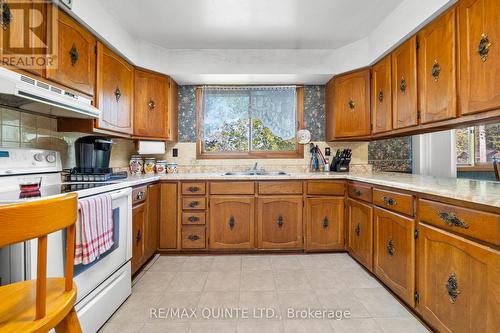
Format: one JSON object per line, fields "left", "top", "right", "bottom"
{"left": 223, "top": 171, "right": 289, "bottom": 176}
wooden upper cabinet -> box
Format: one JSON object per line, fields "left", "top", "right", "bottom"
{"left": 371, "top": 55, "right": 392, "bottom": 134}
{"left": 46, "top": 9, "right": 96, "bottom": 96}
{"left": 325, "top": 77, "right": 336, "bottom": 141}
{"left": 392, "top": 36, "right": 418, "bottom": 129}
{"left": 167, "top": 77, "right": 179, "bottom": 141}
{"left": 458, "top": 0, "right": 500, "bottom": 115}
{"left": 418, "top": 8, "right": 457, "bottom": 124}
{"left": 95, "top": 42, "right": 133, "bottom": 134}
{"left": 209, "top": 196, "right": 255, "bottom": 249}
{"left": 0, "top": 0, "right": 48, "bottom": 77}
{"left": 305, "top": 197, "right": 344, "bottom": 251}
{"left": 333, "top": 69, "right": 371, "bottom": 138}
{"left": 134, "top": 69, "right": 168, "bottom": 138}
{"left": 257, "top": 196, "right": 303, "bottom": 249}
{"left": 418, "top": 223, "right": 500, "bottom": 333}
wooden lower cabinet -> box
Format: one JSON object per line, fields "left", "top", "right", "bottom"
{"left": 257, "top": 196, "right": 303, "bottom": 249}
{"left": 347, "top": 199, "right": 373, "bottom": 270}
{"left": 418, "top": 223, "right": 500, "bottom": 333}
{"left": 209, "top": 196, "right": 255, "bottom": 249}
{"left": 181, "top": 226, "right": 206, "bottom": 249}
{"left": 159, "top": 183, "right": 178, "bottom": 249}
{"left": 131, "top": 202, "right": 146, "bottom": 274}
{"left": 305, "top": 197, "right": 344, "bottom": 251}
{"left": 373, "top": 207, "right": 415, "bottom": 306}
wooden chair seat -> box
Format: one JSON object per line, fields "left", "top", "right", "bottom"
{"left": 0, "top": 278, "right": 77, "bottom": 333}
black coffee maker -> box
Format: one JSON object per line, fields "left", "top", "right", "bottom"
{"left": 74, "top": 136, "right": 113, "bottom": 174}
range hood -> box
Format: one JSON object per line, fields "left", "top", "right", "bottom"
{"left": 0, "top": 67, "right": 100, "bottom": 119}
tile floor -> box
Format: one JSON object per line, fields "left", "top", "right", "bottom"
{"left": 100, "top": 254, "right": 430, "bottom": 333}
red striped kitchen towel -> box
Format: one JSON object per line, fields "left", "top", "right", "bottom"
{"left": 75, "top": 193, "right": 114, "bottom": 265}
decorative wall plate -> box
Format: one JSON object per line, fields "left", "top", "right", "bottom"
{"left": 296, "top": 129, "right": 311, "bottom": 144}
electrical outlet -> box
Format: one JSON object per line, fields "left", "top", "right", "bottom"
{"left": 325, "top": 147, "right": 331, "bottom": 156}
{"left": 173, "top": 148, "right": 178, "bottom": 157}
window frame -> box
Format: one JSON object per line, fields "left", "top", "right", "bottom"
{"left": 456, "top": 125, "right": 496, "bottom": 172}
{"left": 196, "top": 86, "right": 304, "bottom": 159}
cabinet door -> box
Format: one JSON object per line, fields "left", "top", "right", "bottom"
{"left": 134, "top": 69, "right": 168, "bottom": 138}
{"left": 132, "top": 203, "right": 146, "bottom": 275}
{"left": 144, "top": 183, "right": 159, "bottom": 259}
{"left": 0, "top": 0, "right": 47, "bottom": 76}
{"left": 334, "top": 69, "right": 371, "bottom": 138}
{"left": 325, "top": 77, "right": 336, "bottom": 141}
{"left": 159, "top": 183, "right": 178, "bottom": 249}
{"left": 458, "top": 0, "right": 500, "bottom": 115}
{"left": 167, "top": 78, "right": 178, "bottom": 141}
{"left": 347, "top": 199, "right": 373, "bottom": 270}
{"left": 95, "top": 42, "right": 133, "bottom": 134}
{"left": 209, "top": 196, "right": 254, "bottom": 249}
{"left": 392, "top": 36, "right": 418, "bottom": 129}
{"left": 373, "top": 207, "right": 415, "bottom": 306}
{"left": 418, "top": 8, "right": 457, "bottom": 124}
{"left": 46, "top": 9, "right": 96, "bottom": 96}
{"left": 418, "top": 223, "right": 500, "bottom": 333}
{"left": 257, "top": 196, "right": 303, "bottom": 249}
{"left": 371, "top": 55, "right": 392, "bottom": 134}
{"left": 305, "top": 197, "right": 344, "bottom": 250}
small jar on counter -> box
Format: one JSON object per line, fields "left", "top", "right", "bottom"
{"left": 156, "top": 160, "right": 167, "bottom": 174}
{"left": 166, "top": 162, "right": 178, "bottom": 174}
{"left": 129, "top": 155, "right": 143, "bottom": 176}
{"left": 144, "top": 157, "right": 156, "bottom": 174}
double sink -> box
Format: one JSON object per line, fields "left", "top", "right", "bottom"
{"left": 223, "top": 171, "right": 289, "bottom": 176}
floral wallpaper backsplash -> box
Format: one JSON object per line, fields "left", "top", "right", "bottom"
{"left": 177, "top": 85, "right": 326, "bottom": 142}
{"left": 368, "top": 136, "right": 413, "bottom": 173}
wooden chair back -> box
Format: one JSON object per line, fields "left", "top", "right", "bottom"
{"left": 0, "top": 193, "right": 78, "bottom": 320}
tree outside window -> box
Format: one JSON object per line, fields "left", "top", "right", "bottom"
{"left": 456, "top": 123, "right": 500, "bottom": 167}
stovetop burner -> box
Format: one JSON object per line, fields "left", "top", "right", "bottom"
{"left": 60, "top": 182, "right": 117, "bottom": 193}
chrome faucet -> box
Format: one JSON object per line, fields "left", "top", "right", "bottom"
{"left": 246, "top": 162, "right": 260, "bottom": 173}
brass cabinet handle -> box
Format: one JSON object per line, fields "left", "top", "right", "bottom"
{"left": 187, "top": 216, "right": 200, "bottom": 223}
{"left": 188, "top": 201, "right": 200, "bottom": 208}
{"left": 353, "top": 189, "right": 362, "bottom": 197}
{"left": 187, "top": 234, "right": 200, "bottom": 241}
{"left": 114, "top": 86, "right": 122, "bottom": 102}
{"left": 387, "top": 239, "right": 395, "bottom": 256}
{"left": 348, "top": 99, "right": 355, "bottom": 110}
{"left": 228, "top": 216, "right": 236, "bottom": 230}
{"left": 355, "top": 223, "right": 361, "bottom": 237}
{"left": 432, "top": 60, "right": 441, "bottom": 81}
{"left": 136, "top": 191, "right": 144, "bottom": 200}
{"left": 478, "top": 33, "right": 491, "bottom": 62}
{"left": 438, "top": 212, "right": 469, "bottom": 229}
{"left": 445, "top": 273, "right": 460, "bottom": 304}
{"left": 1, "top": 2, "right": 12, "bottom": 30}
{"left": 277, "top": 215, "right": 284, "bottom": 228}
{"left": 378, "top": 90, "right": 384, "bottom": 103}
{"left": 148, "top": 99, "right": 156, "bottom": 111}
{"left": 382, "top": 196, "right": 397, "bottom": 206}
{"left": 322, "top": 216, "right": 329, "bottom": 229}
{"left": 69, "top": 44, "right": 79, "bottom": 66}
{"left": 188, "top": 186, "right": 200, "bottom": 193}
{"left": 399, "top": 76, "right": 407, "bottom": 93}
{"left": 136, "top": 229, "right": 142, "bottom": 244}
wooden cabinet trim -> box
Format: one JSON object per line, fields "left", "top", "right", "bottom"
{"left": 258, "top": 181, "right": 303, "bottom": 195}
{"left": 210, "top": 181, "right": 255, "bottom": 195}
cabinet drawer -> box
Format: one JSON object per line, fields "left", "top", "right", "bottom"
{"left": 306, "top": 181, "right": 345, "bottom": 196}
{"left": 419, "top": 199, "right": 500, "bottom": 246}
{"left": 132, "top": 186, "right": 147, "bottom": 205}
{"left": 182, "top": 212, "right": 206, "bottom": 225}
{"left": 210, "top": 182, "right": 255, "bottom": 195}
{"left": 182, "top": 197, "right": 207, "bottom": 210}
{"left": 258, "top": 181, "right": 303, "bottom": 195}
{"left": 348, "top": 183, "right": 372, "bottom": 203}
{"left": 373, "top": 188, "right": 414, "bottom": 216}
{"left": 181, "top": 182, "right": 206, "bottom": 195}
{"left": 181, "top": 226, "right": 206, "bottom": 249}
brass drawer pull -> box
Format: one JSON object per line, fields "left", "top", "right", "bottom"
{"left": 353, "top": 189, "right": 362, "bottom": 197}
{"left": 355, "top": 223, "right": 361, "bottom": 237}
{"left": 445, "top": 273, "right": 460, "bottom": 304}
{"left": 277, "top": 215, "right": 284, "bottom": 228}
{"left": 387, "top": 239, "right": 395, "bottom": 256}
{"left": 432, "top": 60, "right": 440, "bottom": 81}
{"left": 69, "top": 44, "right": 79, "bottom": 66}
{"left": 322, "top": 216, "right": 329, "bottom": 229}
{"left": 187, "top": 234, "right": 200, "bottom": 241}
{"left": 188, "top": 186, "right": 200, "bottom": 193}
{"left": 228, "top": 216, "right": 235, "bottom": 230}
{"left": 382, "top": 196, "right": 397, "bottom": 206}
{"left": 478, "top": 33, "right": 491, "bottom": 62}
{"left": 189, "top": 201, "right": 200, "bottom": 208}
{"left": 438, "top": 212, "right": 469, "bottom": 229}
{"left": 136, "top": 191, "right": 145, "bottom": 200}
{"left": 188, "top": 216, "right": 200, "bottom": 223}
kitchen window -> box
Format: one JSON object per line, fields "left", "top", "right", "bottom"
{"left": 456, "top": 123, "right": 500, "bottom": 170}
{"left": 196, "top": 86, "right": 304, "bottom": 159}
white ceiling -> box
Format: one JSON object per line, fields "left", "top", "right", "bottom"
{"left": 100, "top": 0, "right": 404, "bottom": 50}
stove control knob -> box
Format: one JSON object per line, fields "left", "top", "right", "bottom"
{"left": 46, "top": 153, "right": 56, "bottom": 163}
{"left": 34, "top": 153, "right": 44, "bottom": 162}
